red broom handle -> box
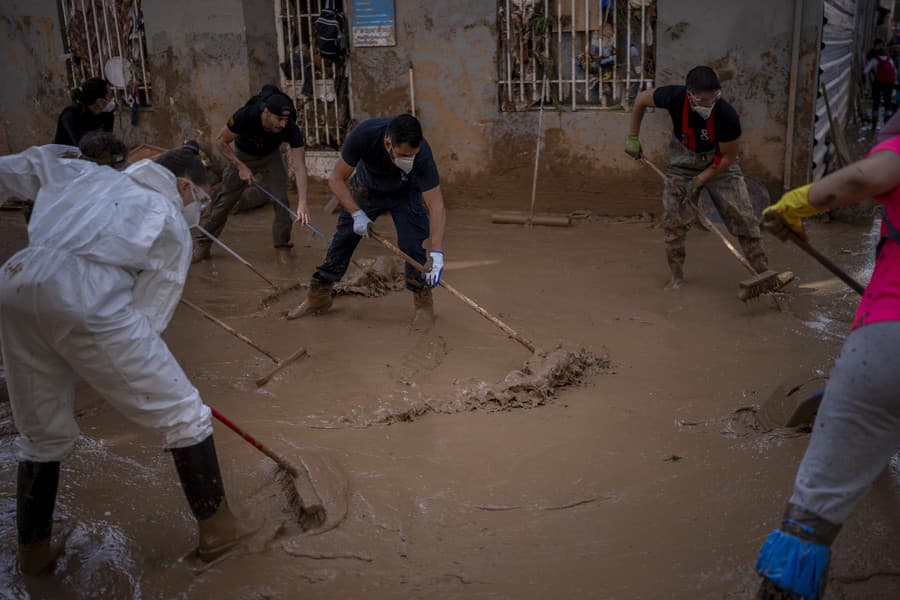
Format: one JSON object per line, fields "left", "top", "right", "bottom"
{"left": 210, "top": 406, "right": 298, "bottom": 477}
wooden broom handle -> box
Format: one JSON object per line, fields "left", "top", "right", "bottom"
{"left": 368, "top": 231, "right": 536, "bottom": 353}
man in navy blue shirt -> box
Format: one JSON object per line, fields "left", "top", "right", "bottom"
{"left": 626, "top": 66, "right": 769, "bottom": 291}
{"left": 287, "top": 114, "right": 447, "bottom": 327}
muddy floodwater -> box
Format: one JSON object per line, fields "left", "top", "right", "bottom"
{"left": 1, "top": 204, "right": 898, "bottom": 599}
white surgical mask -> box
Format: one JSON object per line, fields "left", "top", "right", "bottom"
{"left": 393, "top": 155, "right": 415, "bottom": 174}
{"left": 692, "top": 105, "right": 714, "bottom": 120}
{"left": 182, "top": 201, "right": 202, "bottom": 228}
{"left": 182, "top": 183, "right": 211, "bottom": 228}
{"left": 102, "top": 98, "right": 117, "bottom": 113}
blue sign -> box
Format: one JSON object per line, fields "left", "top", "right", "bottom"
{"left": 351, "top": 0, "right": 396, "bottom": 47}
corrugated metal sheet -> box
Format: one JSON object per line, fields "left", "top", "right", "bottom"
{"left": 812, "top": 0, "right": 856, "bottom": 179}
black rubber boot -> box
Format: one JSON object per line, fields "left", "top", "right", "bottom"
{"left": 17, "top": 460, "right": 60, "bottom": 575}
{"left": 171, "top": 435, "right": 243, "bottom": 561}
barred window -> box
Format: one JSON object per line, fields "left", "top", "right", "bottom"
{"left": 58, "top": 0, "right": 153, "bottom": 106}
{"left": 274, "top": 0, "right": 351, "bottom": 149}
{"left": 498, "top": 0, "right": 656, "bottom": 111}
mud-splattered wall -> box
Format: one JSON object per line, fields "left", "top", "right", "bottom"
{"left": 1, "top": 1, "right": 278, "bottom": 161}
{"left": 137, "top": 1, "right": 262, "bottom": 150}
{"left": 348, "top": 0, "right": 824, "bottom": 212}
{"left": 0, "top": 2, "right": 72, "bottom": 153}
{"left": 3, "top": 1, "right": 823, "bottom": 213}
{"left": 654, "top": 1, "right": 824, "bottom": 196}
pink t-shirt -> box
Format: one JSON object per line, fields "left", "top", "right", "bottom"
{"left": 853, "top": 136, "right": 900, "bottom": 329}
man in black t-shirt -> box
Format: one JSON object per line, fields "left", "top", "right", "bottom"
{"left": 194, "top": 86, "right": 309, "bottom": 263}
{"left": 625, "top": 66, "right": 769, "bottom": 290}
{"left": 286, "top": 114, "right": 447, "bottom": 328}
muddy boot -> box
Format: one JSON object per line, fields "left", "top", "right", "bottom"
{"left": 286, "top": 278, "right": 334, "bottom": 320}
{"left": 276, "top": 247, "right": 292, "bottom": 266}
{"left": 411, "top": 287, "right": 434, "bottom": 330}
{"left": 171, "top": 435, "right": 245, "bottom": 562}
{"left": 191, "top": 241, "right": 211, "bottom": 264}
{"left": 739, "top": 237, "right": 769, "bottom": 273}
{"left": 664, "top": 259, "right": 685, "bottom": 291}
{"left": 17, "top": 461, "right": 61, "bottom": 576}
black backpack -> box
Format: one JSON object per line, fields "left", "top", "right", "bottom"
{"left": 315, "top": 0, "right": 348, "bottom": 63}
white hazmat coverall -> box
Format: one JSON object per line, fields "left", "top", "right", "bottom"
{"left": 0, "top": 146, "right": 212, "bottom": 462}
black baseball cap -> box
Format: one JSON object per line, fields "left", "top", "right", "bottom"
{"left": 265, "top": 94, "right": 294, "bottom": 117}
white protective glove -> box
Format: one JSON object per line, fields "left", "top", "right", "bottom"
{"left": 425, "top": 250, "right": 444, "bottom": 287}
{"left": 351, "top": 209, "right": 373, "bottom": 237}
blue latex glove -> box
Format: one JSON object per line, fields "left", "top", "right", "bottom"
{"left": 351, "top": 209, "right": 372, "bottom": 237}
{"left": 425, "top": 251, "right": 444, "bottom": 287}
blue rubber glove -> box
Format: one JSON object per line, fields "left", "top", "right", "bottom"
{"left": 425, "top": 251, "right": 444, "bottom": 287}
{"left": 351, "top": 209, "right": 373, "bottom": 237}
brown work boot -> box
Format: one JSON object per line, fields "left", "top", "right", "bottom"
{"left": 411, "top": 287, "right": 434, "bottom": 330}
{"left": 191, "top": 242, "right": 211, "bottom": 264}
{"left": 286, "top": 279, "right": 334, "bottom": 320}
{"left": 276, "top": 247, "right": 292, "bottom": 266}
{"left": 197, "top": 500, "right": 245, "bottom": 562}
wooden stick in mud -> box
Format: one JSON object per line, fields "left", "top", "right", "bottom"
{"left": 408, "top": 61, "right": 416, "bottom": 117}
{"left": 367, "top": 231, "right": 537, "bottom": 353}
{"left": 491, "top": 212, "right": 572, "bottom": 227}
{"left": 255, "top": 346, "right": 309, "bottom": 387}
{"left": 179, "top": 298, "right": 280, "bottom": 363}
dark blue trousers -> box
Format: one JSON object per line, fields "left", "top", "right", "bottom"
{"left": 313, "top": 175, "right": 429, "bottom": 291}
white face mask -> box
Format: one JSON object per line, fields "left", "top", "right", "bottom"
{"left": 688, "top": 90, "right": 720, "bottom": 120}
{"left": 393, "top": 155, "right": 415, "bottom": 174}
{"left": 102, "top": 98, "right": 117, "bottom": 113}
{"left": 182, "top": 201, "right": 202, "bottom": 228}
{"left": 181, "top": 182, "right": 211, "bottom": 228}
{"left": 692, "top": 105, "right": 714, "bottom": 120}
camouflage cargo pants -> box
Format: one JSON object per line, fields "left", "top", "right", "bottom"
{"left": 662, "top": 140, "right": 768, "bottom": 273}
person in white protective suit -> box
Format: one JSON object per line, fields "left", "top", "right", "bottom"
{"left": 0, "top": 141, "right": 245, "bottom": 575}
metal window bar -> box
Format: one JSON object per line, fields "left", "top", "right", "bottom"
{"left": 59, "top": 0, "right": 152, "bottom": 106}
{"left": 499, "top": 0, "right": 652, "bottom": 111}
{"left": 275, "top": 0, "right": 348, "bottom": 148}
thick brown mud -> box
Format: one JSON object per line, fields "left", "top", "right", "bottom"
{"left": 1, "top": 200, "right": 899, "bottom": 599}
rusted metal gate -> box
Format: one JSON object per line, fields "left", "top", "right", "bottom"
{"left": 58, "top": 0, "right": 153, "bottom": 107}
{"left": 273, "top": 0, "right": 351, "bottom": 149}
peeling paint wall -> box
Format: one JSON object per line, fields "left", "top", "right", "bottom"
{"left": 2, "top": 0, "right": 825, "bottom": 213}
{"left": 1, "top": 1, "right": 279, "bottom": 166}
{"left": 0, "top": 2, "right": 72, "bottom": 153}
{"left": 137, "top": 2, "right": 255, "bottom": 152}
{"left": 655, "top": 1, "right": 824, "bottom": 195}
{"left": 348, "top": 0, "right": 824, "bottom": 212}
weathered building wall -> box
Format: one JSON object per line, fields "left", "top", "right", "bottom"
{"left": 348, "top": 0, "right": 823, "bottom": 212}
{"left": 655, "top": 0, "right": 824, "bottom": 194}
{"left": 138, "top": 1, "right": 255, "bottom": 152}
{"left": 1, "top": 1, "right": 827, "bottom": 213}
{"left": 0, "top": 2, "right": 72, "bottom": 153}
{"left": 0, "top": 1, "right": 272, "bottom": 160}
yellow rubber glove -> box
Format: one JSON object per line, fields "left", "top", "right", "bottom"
{"left": 624, "top": 133, "right": 642, "bottom": 159}
{"left": 761, "top": 183, "right": 820, "bottom": 239}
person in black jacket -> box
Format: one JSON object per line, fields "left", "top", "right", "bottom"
{"left": 53, "top": 78, "right": 115, "bottom": 147}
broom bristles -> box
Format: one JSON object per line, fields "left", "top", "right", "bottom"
{"left": 273, "top": 464, "right": 327, "bottom": 531}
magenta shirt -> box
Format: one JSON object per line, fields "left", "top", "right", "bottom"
{"left": 853, "top": 136, "right": 900, "bottom": 329}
